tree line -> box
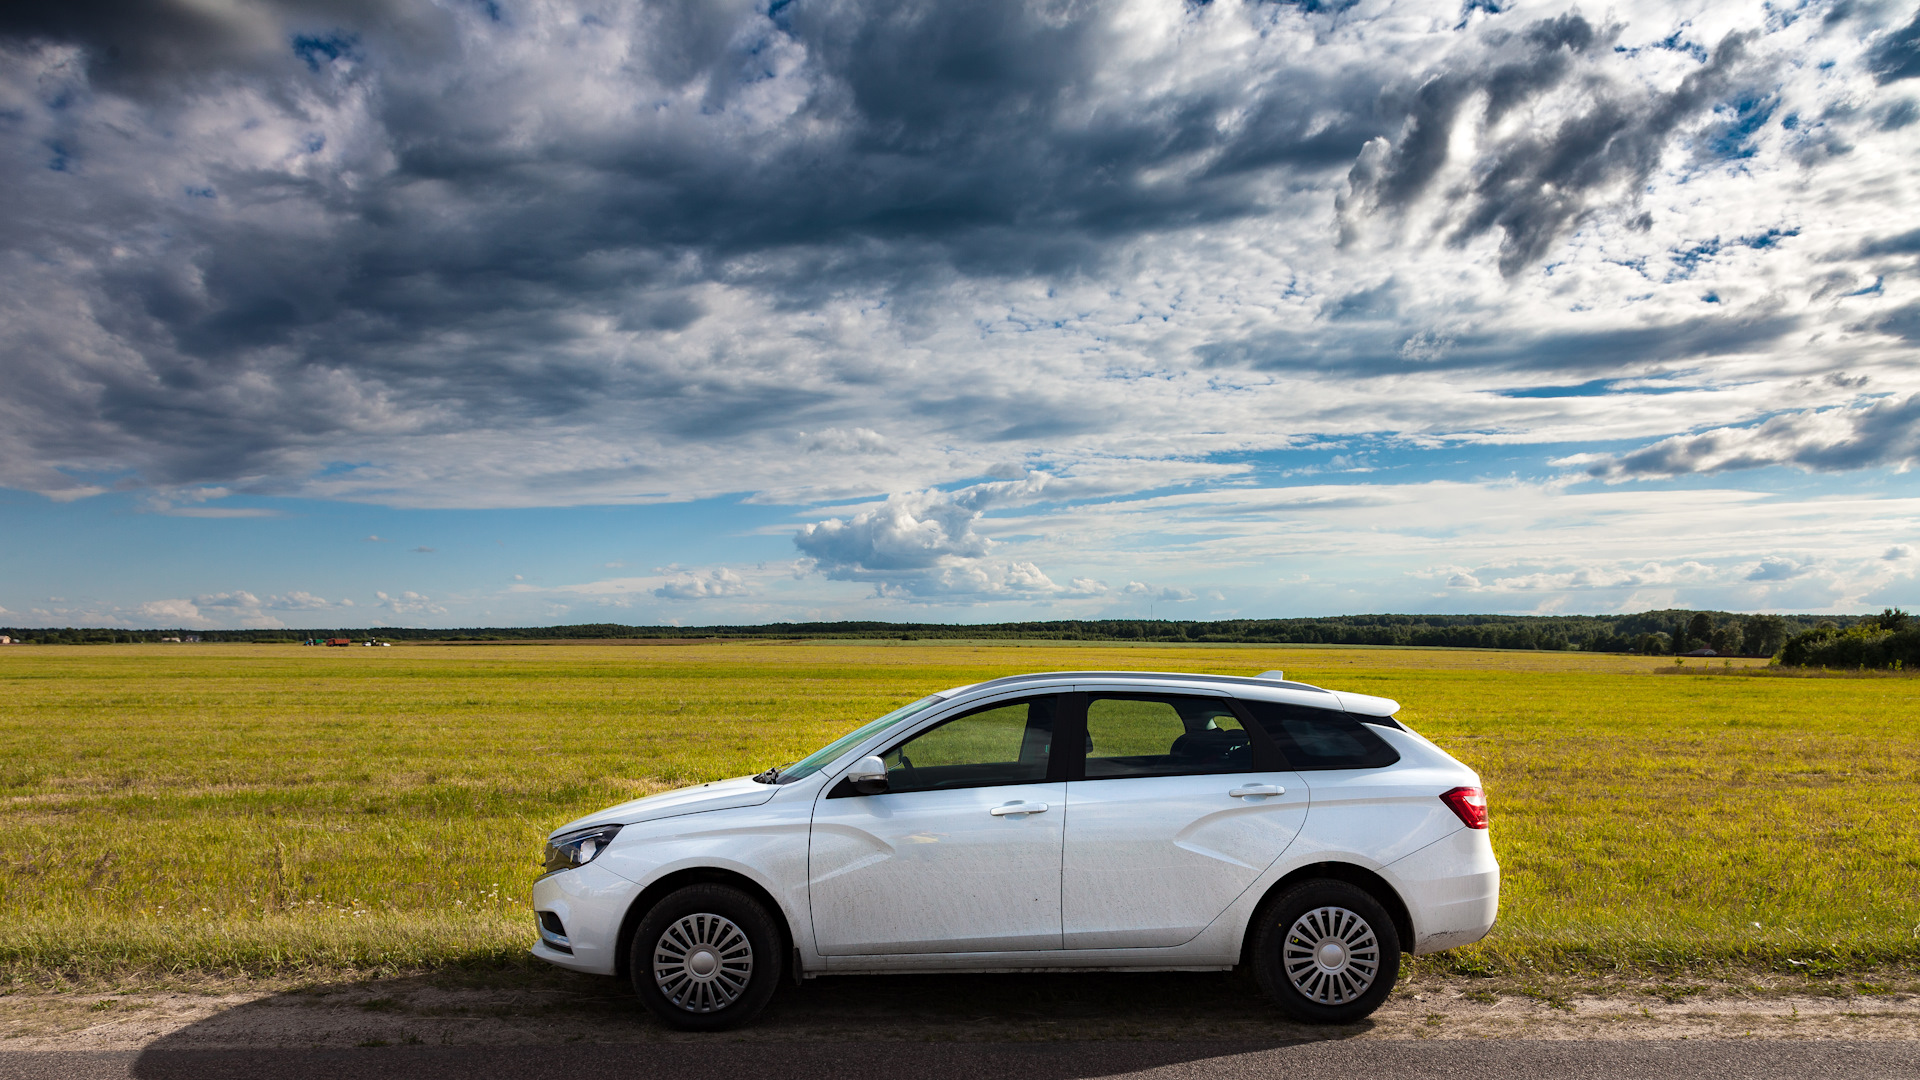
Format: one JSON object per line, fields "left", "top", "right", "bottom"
{"left": 4, "top": 608, "right": 1903, "bottom": 665}
{"left": 1776, "top": 608, "right": 1917, "bottom": 670}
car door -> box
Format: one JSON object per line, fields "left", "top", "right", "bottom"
{"left": 808, "top": 694, "right": 1066, "bottom": 955}
{"left": 1061, "top": 690, "right": 1308, "bottom": 949}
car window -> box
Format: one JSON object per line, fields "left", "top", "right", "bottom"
{"left": 1082, "top": 694, "right": 1253, "bottom": 779}
{"left": 879, "top": 696, "right": 1059, "bottom": 793}
{"left": 776, "top": 694, "right": 946, "bottom": 782}
{"left": 1238, "top": 700, "right": 1400, "bottom": 770}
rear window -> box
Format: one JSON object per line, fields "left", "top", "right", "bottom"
{"left": 1238, "top": 700, "right": 1400, "bottom": 770}
{"left": 1081, "top": 694, "right": 1253, "bottom": 779}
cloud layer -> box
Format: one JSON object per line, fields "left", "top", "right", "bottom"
{"left": 2, "top": 0, "right": 1918, "bottom": 619}
{"left": 1578, "top": 394, "right": 1920, "bottom": 479}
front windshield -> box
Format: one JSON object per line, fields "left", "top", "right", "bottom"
{"left": 769, "top": 694, "right": 946, "bottom": 783}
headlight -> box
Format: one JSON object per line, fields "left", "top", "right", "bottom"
{"left": 542, "top": 824, "right": 623, "bottom": 875}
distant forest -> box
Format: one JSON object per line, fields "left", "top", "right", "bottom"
{"left": 0, "top": 610, "right": 1873, "bottom": 657}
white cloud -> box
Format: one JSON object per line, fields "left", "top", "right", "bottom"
{"left": 655, "top": 568, "right": 751, "bottom": 600}
{"left": 138, "top": 599, "right": 201, "bottom": 623}
{"left": 787, "top": 475, "right": 1172, "bottom": 601}
{"left": 796, "top": 490, "right": 995, "bottom": 575}
{"left": 1124, "top": 582, "right": 1197, "bottom": 603}
{"left": 130, "top": 594, "right": 284, "bottom": 629}
{"left": 788, "top": 469, "right": 1252, "bottom": 601}
{"left": 799, "top": 428, "right": 895, "bottom": 456}
{"left": 1482, "top": 562, "right": 1718, "bottom": 593}
{"left": 135, "top": 487, "right": 283, "bottom": 518}
{"left": 860, "top": 560, "right": 1060, "bottom": 602}
{"left": 376, "top": 591, "right": 446, "bottom": 617}
{"left": 1746, "top": 557, "right": 1811, "bottom": 582}
{"left": 275, "top": 591, "right": 337, "bottom": 610}
{"left": 118, "top": 589, "right": 358, "bottom": 628}
{"left": 1577, "top": 396, "right": 1920, "bottom": 481}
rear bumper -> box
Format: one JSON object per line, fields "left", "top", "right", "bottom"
{"left": 1384, "top": 826, "right": 1500, "bottom": 954}
{"left": 529, "top": 861, "right": 641, "bottom": 976}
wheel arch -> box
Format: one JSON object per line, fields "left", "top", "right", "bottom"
{"left": 614, "top": 867, "right": 795, "bottom": 982}
{"left": 1240, "top": 861, "right": 1415, "bottom": 965}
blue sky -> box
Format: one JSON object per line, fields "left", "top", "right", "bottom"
{"left": 1, "top": 0, "right": 1917, "bottom": 629}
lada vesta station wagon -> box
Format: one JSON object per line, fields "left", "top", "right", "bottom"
{"left": 532, "top": 670, "right": 1499, "bottom": 1029}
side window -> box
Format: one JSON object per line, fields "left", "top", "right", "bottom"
{"left": 1083, "top": 694, "right": 1253, "bottom": 779}
{"left": 878, "top": 696, "right": 1058, "bottom": 793}
{"left": 1239, "top": 700, "right": 1400, "bottom": 770}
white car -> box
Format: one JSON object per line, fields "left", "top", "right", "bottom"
{"left": 532, "top": 670, "right": 1498, "bottom": 1029}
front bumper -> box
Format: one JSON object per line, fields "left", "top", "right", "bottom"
{"left": 529, "top": 861, "right": 641, "bottom": 976}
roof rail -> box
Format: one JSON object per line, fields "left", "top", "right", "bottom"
{"left": 956, "top": 670, "right": 1333, "bottom": 695}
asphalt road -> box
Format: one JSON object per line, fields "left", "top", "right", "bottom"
{"left": 1, "top": 1040, "right": 1916, "bottom": 1080}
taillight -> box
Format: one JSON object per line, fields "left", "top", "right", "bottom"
{"left": 1440, "top": 786, "right": 1488, "bottom": 829}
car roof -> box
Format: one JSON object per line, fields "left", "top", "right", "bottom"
{"left": 936, "top": 670, "right": 1401, "bottom": 717}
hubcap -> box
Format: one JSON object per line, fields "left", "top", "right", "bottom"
{"left": 653, "top": 913, "right": 753, "bottom": 1013}
{"left": 1283, "top": 905, "right": 1379, "bottom": 1005}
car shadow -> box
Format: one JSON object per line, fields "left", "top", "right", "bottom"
{"left": 130, "top": 967, "right": 1375, "bottom": 1079}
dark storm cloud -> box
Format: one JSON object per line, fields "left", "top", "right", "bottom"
{"left": 0, "top": 0, "right": 299, "bottom": 84}
{"left": 1867, "top": 6, "right": 1920, "bottom": 82}
{"left": 330, "top": 0, "right": 1380, "bottom": 273}
{"left": 0, "top": 0, "right": 1409, "bottom": 493}
{"left": 1341, "top": 16, "right": 1768, "bottom": 276}
{"left": 1861, "top": 228, "right": 1920, "bottom": 256}
{"left": 0, "top": 0, "right": 450, "bottom": 89}
{"left": 1875, "top": 301, "right": 1920, "bottom": 341}
{"left": 0, "top": 0, "right": 1894, "bottom": 505}
{"left": 1196, "top": 311, "right": 1800, "bottom": 375}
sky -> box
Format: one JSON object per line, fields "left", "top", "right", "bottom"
{"left": 1, "top": 0, "right": 1917, "bottom": 630}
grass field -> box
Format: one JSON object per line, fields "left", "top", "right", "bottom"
{"left": 2, "top": 641, "right": 1916, "bottom": 981}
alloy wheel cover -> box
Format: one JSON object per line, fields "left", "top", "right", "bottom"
{"left": 653, "top": 912, "right": 754, "bottom": 1012}
{"left": 1282, "top": 905, "right": 1380, "bottom": 1005}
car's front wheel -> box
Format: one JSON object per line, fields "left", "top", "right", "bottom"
{"left": 1249, "top": 879, "right": 1401, "bottom": 1024}
{"left": 629, "top": 883, "right": 783, "bottom": 1030}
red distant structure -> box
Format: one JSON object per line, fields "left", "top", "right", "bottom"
{"left": 326, "top": 638, "right": 352, "bottom": 647}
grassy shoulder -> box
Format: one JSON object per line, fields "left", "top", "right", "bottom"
{"left": 2, "top": 642, "right": 1916, "bottom": 980}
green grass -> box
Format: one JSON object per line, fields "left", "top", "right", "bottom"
{"left": 1, "top": 642, "right": 1915, "bottom": 980}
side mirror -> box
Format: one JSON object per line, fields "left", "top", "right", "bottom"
{"left": 845, "top": 755, "right": 888, "bottom": 795}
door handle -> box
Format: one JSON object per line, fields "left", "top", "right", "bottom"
{"left": 1229, "top": 785, "right": 1284, "bottom": 798}
{"left": 989, "top": 801, "right": 1050, "bottom": 816}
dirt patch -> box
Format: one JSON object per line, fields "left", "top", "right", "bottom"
{"left": 3, "top": 970, "right": 1916, "bottom": 1049}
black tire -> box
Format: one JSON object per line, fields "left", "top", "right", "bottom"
{"left": 629, "top": 884, "right": 783, "bottom": 1031}
{"left": 1250, "top": 879, "right": 1401, "bottom": 1024}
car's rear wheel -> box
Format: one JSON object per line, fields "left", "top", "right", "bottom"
{"left": 1250, "top": 879, "right": 1401, "bottom": 1024}
{"left": 630, "top": 884, "right": 783, "bottom": 1030}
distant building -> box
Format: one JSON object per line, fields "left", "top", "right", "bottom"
{"left": 160, "top": 636, "right": 182, "bottom": 643}
{"left": 0, "top": 635, "right": 10, "bottom": 645}
{"left": 327, "top": 638, "right": 352, "bottom": 647}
